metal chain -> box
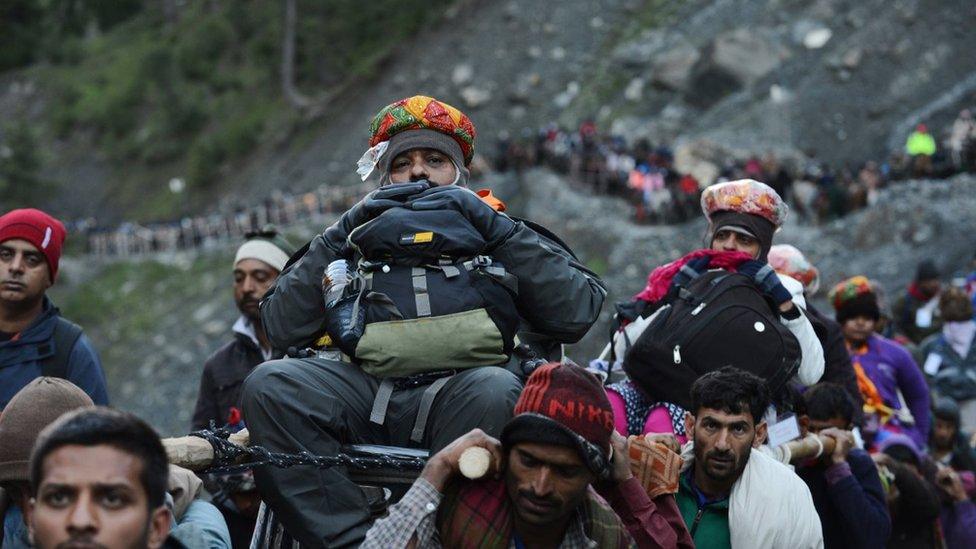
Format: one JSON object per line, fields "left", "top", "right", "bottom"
{"left": 189, "top": 426, "right": 428, "bottom": 476}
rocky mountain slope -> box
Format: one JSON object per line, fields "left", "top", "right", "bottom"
{"left": 50, "top": 170, "right": 976, "bottom": 435}
{"left": 217, "top": 0, "right": 976, "bottom": 206}
{"left": 4, "top": 0, "right": 975, "bottom": 222}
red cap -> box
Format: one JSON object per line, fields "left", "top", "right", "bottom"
{"left": 502, "top": 363, "right": 614, "bottom": 476}
{"left": 0, "top": 208, "right": 67, "bottom": 282}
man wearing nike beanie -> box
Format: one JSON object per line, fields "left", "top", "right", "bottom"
{"left": 0, "top": 208, "right": 108, "bottom": 410}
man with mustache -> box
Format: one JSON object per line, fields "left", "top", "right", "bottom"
{"left": 192, "top": 228, "right": 294, "bottom": 432}
{"left": 192, "top": 229, "right": 292, "bottom": 546}
{"left": 0, "top": 208, "right": 107, "bottom": 411}
{"left": 677, "top": 367, "right": 823, "bottom": 548}
{"left": 363, "top": 362, "right": 693, "bottom": 548}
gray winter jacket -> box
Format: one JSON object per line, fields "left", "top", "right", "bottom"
{"left": 919, "top": 332, "right": 976, "bottom": 401}
{"left": 259, "top": 195, "right": 607, "bottom": 362}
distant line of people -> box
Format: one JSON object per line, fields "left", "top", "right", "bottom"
{"left": 493, "top": 109, "right": 976, "bottom": 225}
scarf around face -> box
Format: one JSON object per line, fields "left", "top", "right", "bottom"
{"left": 633, "top": 249, "right": 755, "bottom": 304}
{"left": 943, "top": 320, "right": 976, "bottom": 358}
{"left": 436, "top": 477, "right": 633, "bottom": 549}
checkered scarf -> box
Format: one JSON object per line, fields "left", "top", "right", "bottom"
{"left": 436, "top": 478, "right": 635, "bottom": 548}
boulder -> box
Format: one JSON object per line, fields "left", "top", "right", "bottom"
{"left": 650, "top": 41, "right": 701, "bottom": 91}
{"left": 624, "top": 77, "right": 645, "bottom": 102}
{"left": 685, "top": 28, "right": 788, "bottom": 108}
{"left": 612, "top": 28, "right": 668, "bottom": 68}
{"left": 709, "top": 28, "right": 787, "bottom": 83}
{"left": 451, "top": 63, "right": 474, "bottom": 86}
{"left": 459, "top": 86, "right": 492, "bottom": 108}
{"left": 792, "top": 20, "right": 833, "bottom": 49}
{"left": 673, "top": 139, "right": 727, "bottom": 188}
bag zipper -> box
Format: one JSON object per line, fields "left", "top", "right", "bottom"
{"left": 666, "top": 279, "right": 759, "bottom": 349}
{"left": 673, "top": 345, "right": 682, "bottom": 364}
{"left": 690, "top": 507, "right": 705, "bottom": 537}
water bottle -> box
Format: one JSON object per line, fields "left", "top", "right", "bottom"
{"left": 324, "top": 259, "right": 350, "bottom": 308}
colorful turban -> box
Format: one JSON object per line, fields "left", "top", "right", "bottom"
{"left": 368, "top": 96, "right": 476, "bottom": 166}
{"left": 701, "top": 179, "right": 789, "bottom": 227}
{"left": 829, "top": 276, "right": 881, "bottom": 323}
{"left": 768, "top": 244, "right": 820, "bottom": 295}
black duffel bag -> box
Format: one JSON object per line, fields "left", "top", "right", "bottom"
{"left": 623, "top": 268, "right": 801, "bottom": 410}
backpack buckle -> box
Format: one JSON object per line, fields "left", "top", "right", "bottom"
{"left": 470, "top": 255, "right": 492, "bottom": 268}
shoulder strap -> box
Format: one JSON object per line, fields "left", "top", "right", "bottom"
{"left": 513, "top": 217, "right": 580, "bottom": 260}
{"left": 40, "top": 318, "right": 84, "bottom": 379}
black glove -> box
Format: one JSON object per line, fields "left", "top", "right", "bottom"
{"left": 323, "top": 182, "right": 432, "bottom": 254}
{"left": 407, "top": 185, "right": 517, "bottom": 249}
{"left": 672, "top": 256, "right": 712, "bottom": 287}
{"left": 737, "top": 260, "right": 793, "bottom": 306}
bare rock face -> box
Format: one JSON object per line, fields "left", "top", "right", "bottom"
{"left": 459, "top": 86, "right": 492, "bottom": 108}
{"left": 686, "top": 28, "right": 789, "bottom": 108}
{"left": 451, "top": 63, "right": 474, "bottom": 86}
{"left": 650, "top": 39, "right": 701, "bottom": 92}
{"left": 612, "top": 28, "right": 669, "bottom": 68}
{"left": 673, "top": 140, "right": 724, "bottom": 187}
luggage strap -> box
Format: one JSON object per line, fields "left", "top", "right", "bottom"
{"left": 369, "top": 370, "right": 459, "bottom": 433}
{"left": 411, "top": 376, "right": 453, "bottom": 444}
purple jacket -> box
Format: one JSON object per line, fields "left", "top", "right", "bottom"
{"left": 856, "top": 334, "right": 930, "bottom": 447}
{"left": 941, "top": 500, "right": 976, "bottom": 549}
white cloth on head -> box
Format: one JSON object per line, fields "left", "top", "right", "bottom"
{"left": 234, "top": 239, "right": 289, "bottom": 272}
{"left": 943, "top": 320, "right": 976, "bottom": 358}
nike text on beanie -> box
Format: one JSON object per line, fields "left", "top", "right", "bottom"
{"left": 501, "top": 362, "right": 615, "bottom": 478}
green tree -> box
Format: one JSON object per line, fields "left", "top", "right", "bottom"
{"left": 0, "top": 121, "right": 53, "bottom": 208}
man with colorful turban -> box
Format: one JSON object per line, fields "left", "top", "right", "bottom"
{"left": 606, "top": 179, "right": 824, "bottom": 443}
{"left": 241, "top": 96, "right": 607, "bottom": 547}
{"left": 830, "top": 276, "right": 930, "bottom": 449}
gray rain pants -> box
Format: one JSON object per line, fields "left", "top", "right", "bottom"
{"left": 240, "top": 357, "right": 522, "bottom": 548}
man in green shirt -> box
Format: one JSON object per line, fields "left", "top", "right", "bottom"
{"left": 676, "top": 367, "right": 769, "bottom": 549}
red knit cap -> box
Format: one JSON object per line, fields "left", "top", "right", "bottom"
{"left": 0, "top": 209, "right": 67, "bottom": 282}
{"left": 502, "top": 362, "right": 615, "bottom": 477}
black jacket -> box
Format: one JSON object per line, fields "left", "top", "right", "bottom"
{"left": 192, "top": 330, "right": 283, "bottom": 430}
{"left": 808, "top": 303, "right": 865, "bottom": 425}
{"left": 796, "top": 450, "right": 891, "bottom": 549}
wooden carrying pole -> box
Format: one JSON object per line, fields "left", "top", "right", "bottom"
{"left": 163, "top": 429, "right": 250, "bottom": 471}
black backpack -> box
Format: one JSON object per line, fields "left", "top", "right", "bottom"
{"left": 622, "top": 269, "right": 801, "bottom": 410}
{"left": 325, "top": 203, "right": 520, "bottom": 378}
{"left": 39, "top": 318, "right": 84, "bottom": 379}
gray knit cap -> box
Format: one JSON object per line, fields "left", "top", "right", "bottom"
{"left": 377, "top": 129, "right": 470, "bottom": 187}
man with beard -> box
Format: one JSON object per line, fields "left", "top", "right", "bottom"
{"left": 192, "top": 229, "right": 292, "bottom": 546}
{"left": 243, "top": 96, "right": 605, "bottom": 547}
{"left": 192, "top": 229, "right": 294, "bottom": 431}
{"left": 677, "top": 367, "right": 822, "bottom": 548}
{"left": 0, "top": 208, "right": 108, "bottom": 410}
{"left": 362, "top": 362, "right": 693, "bottom": 548}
